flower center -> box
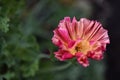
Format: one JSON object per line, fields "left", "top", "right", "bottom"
{"left": 75, "top": 40, "right": 91, "bottom": 55}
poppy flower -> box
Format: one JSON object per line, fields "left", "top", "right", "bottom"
{"left": 52, "top": 17, "right": 110, "bottom": 67}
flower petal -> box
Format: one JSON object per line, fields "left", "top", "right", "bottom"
{"left": 71, "top": 17, "right": 78, "bottom": 40}
{"left": 53, "top": 26, "right": 72, "bottom": 47}
{"left": 76, "top": 18, "right": 91, "bottom": 39}
{"left": 52, "top": 35, "right": 62, "bottom": 47}
{"left": 84, "top": 21, "right": 100, "bottom": 40}
{"left": 54, "top": 49, "right": 74, "bottom": 61}
{"left": 87, "top": 47, "right": 103, "bottom": 60}
{"left": 92, "top": 29, "right": 110, "bottom": 44}
{"left": 75, "top": 52, "right": 89, "bottom": 67}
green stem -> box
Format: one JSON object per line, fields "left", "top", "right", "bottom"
{"left": 40, "top": 62, "right": 72, "bottom": 73}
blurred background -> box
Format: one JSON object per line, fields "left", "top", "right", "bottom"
{"left": 0, "top": 0, "right": 119, "bottom": 80}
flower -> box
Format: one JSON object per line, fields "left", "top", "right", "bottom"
{"left": 52, "top": 17, "right": 110, "bottom": 67}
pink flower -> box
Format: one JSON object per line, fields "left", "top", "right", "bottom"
{"left": 52, "top": 17, "right": 110, "bottom": 67}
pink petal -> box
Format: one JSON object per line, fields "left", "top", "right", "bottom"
{"left": 64, "top": 17, "right": 71, "bottom": 22}
{"left": 65, "top": 19, "right": 74, "bottom": 39}
{"left": 76, "top": 19, "right": 84, "bottom": 38}
{"left": 68, "top": 38, "right": 81, "bottom": 48}
{"left": 82, "top": 18, "right": 91, "bottom": 33}
{"left": 58, "top": 17, "right": 74, "bottom": 40}
{"left": 84, "top": 21, "right": 101, "bottom": 40}
{"left": 75, "top": 52, "right": 89, "bottom": 67}
{"left": 52, "top": 35, "right": 62, "bottom": 47}
{"left": 84, "top": 21, "right": 110, "bottom": 44}
{"left": 54, "top": 49, "right": 74, "bottom": 61}
{"left": 76, "top": 18, "right": 91, "bottom": 39}
{"left": 53, "top": 27, "right": 71, "bottom": 44}
{"left": 68, "top": 40, "right": 76, "bottom": 48}
{"left": 87, "top": 47, "right": 104, "bottom": 60}
{"left": 71, "top": 17, "right": 78, "bottom": 39}
{"left": 94, "top": 30, "right": 110, "bottom": 44}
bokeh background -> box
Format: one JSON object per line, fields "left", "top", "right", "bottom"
{"left": 0, "top": 0, "right": 119, "bottom": 80}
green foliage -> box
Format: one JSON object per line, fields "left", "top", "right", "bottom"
{"left": 0, "top": 17, "right": 9, "bottom": 33}
{"left": 0, "top": 0, "right": 105, "bottom": 80}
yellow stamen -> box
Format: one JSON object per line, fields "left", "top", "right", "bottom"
{"left": 75, "top": 40, "right": 91, "bottom": 55}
